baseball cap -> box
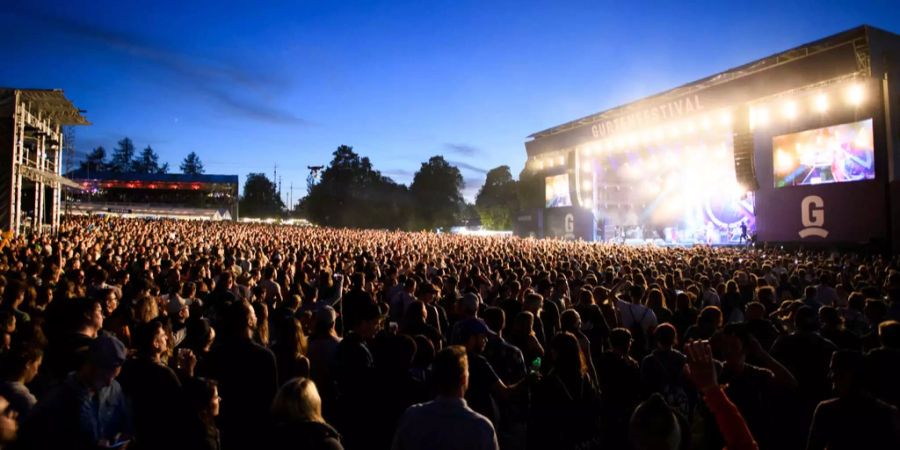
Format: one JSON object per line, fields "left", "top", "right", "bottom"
{"left": 456, "top": 318, "right": 496, "bottom": 341}
{"left": 88, "top": 335, "right": 127, "bottom": 369}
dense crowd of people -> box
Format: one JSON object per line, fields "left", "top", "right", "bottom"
{"left": 0, "top": 216, "right": 898, "bottom": 450}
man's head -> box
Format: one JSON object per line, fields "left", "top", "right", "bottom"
{"left": 82, "top": 335, "right": 127, "bottom": 390}
{"left": 878, "top": 320, "right": 900, "bottom": 349}
{"left": 654, "top": 323, "right": 677, "bottom": 350}
{"left": 73, "top": 297, "right": 104, "bottom": 335}
{"left": 314, "top": 306, "right": 337, "bottom": 335}
{"left": 609, "top": 328, "right": 633, "bottom": 355}
{"left": 482, "top": 307, "right": 505, "bottom": 334}
{"left": 523, "top": 293, "right": 543, "bottom": 314}
{"left": 225, "top": 300, "right": 257, "bottom": 340}
{"left": 458, "top": 318, "right": 495, "bottom": 354}
{"left": 433, "top": 346, "right": 468, "bottom": 398}
{"left": 134, "top": 320, "right": 168, "bottom": 358}
{"left": 353, "top": 302, "right": 383, "bottom": 339}
{"left": 629, "top": 393, "right": 685, "bottom": 450}
{"left": 829, "top": 350, "right": 865, "bottom": 396}
{"left": 0, "top": 395, "right": 15, "bottom": 445}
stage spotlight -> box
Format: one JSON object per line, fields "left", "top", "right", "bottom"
{"left": 627, "top": 134, "right": 638, "bottom": 147}
{"left": 782, "top": 101, "right": 798, "bottom": 120}
{"left": 847, "top": 83, "right": 865, "bottom": 106}
{"left": 719, "top": 111, "right": 733, "bottom": 127}
{"left": 536, "top": 160, "right": 544, "bottom": 170}
{"left": 582, "top": 180, "right": 592, "bottom": 190}
{"left": 685, "top": 121, "right": 696, "bottom": 134}
{"left": 653, "top": 128, "right": 664, "bottom": 142}
{"left": 750, "top": 107, "right": 768, "bottom": 130}
{"left": 583, "top": 199, "right": 593, "bottom": 209}
{"left": 582, "top": 164, "right": 592, "bottom": 173}
{"left": 582, "top": 146, "right": 592, "bottom": 156}
{"left": 558, "top": 155, "right": 565, "bottom": 166}
{"left": 701, "top": 116, "right": 712, "bottom": 130}
{"left": 815, "top": 93, "right": 829, "bottom": 113}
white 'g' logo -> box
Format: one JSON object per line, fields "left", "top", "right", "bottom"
{"left": 799, "top": 195, "right": 828, "bottom": 238}
{"left": 564, "top": 214, "right": 574, "bottom": 233}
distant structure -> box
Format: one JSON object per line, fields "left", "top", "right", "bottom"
{"left": 0, "top": 88, "right": 89, "bottom": 235}
{"left": 65, "top": 169, "right": 239, "bottom": 221}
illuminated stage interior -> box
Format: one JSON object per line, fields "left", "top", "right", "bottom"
{"left": 544, "top": 110, "right": 756, "bottom": 245}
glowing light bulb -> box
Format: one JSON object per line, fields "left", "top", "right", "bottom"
{"left": 782, "top": 101, "right": 798, "bottom": 120}
{"left": 815, "top": 94, "right": 829, "bottom": 113}
{"left": 847, "top": 83, "right": 865, "bottom": 107}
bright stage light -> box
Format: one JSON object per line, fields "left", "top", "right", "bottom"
{"left": 558, "top": 155, "right": 565, "bottom": 166}
{"left": 685, "top": 121, "right": 696, "bottom": 134}
{"left": 701, "top": 116, "right": 712, "bottom": 131}
{"left": 582, "top": 164, "right": 592, "bottom": 173}
{"left": 847, "top": 83, "right": 865, "bottom": 106}
{"left": 782, "top": 101, "right": 798, "bottom": 120}
{"left": 719, "top": 111, "right": 733, "bottom": 127}
{"left": 750, "top": 107, "right": 768, "bottom": 130}
{"left": 536, "top": 160, "right": 544, "bottom": 170}
{"left": 582, "top": 180, "right": 592, "bottom": 190}
{"left": 583, "top": 199, "right": 593, "bottom": 209}
{"left": 814, "top": 93, "right": 829, "bottom": 113}
{"left": 583, "top": 146, "right": 592, "bottom": 156}
{"left": 627, "top": 134, "right": 638, "bottom": 147}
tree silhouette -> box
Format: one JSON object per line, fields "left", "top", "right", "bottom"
{"left": 475, "top": 165, "right": 519, "bottom": 230}
{"left": 133, "top": 146, "right": 168, "bottom": 174}
{"left": 180, "top": 152, "right": 205, "bottom": 175}
{"left": 239, "top": 173, "right": 284, "bottom": 218}
{"left": 109, "top": 137, "right": 136, "bottom": 173}
{"left": 410, "top": 156, "right": 464, "bottom": 230}
{"left": 79, "top": 146, "right": 108, "bottom": 173}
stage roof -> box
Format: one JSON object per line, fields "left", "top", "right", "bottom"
{"left": 66, "top": 169, "right": 238, "bottom": 186}
{"left": 0, "top": 88, "right": 90, "bottom": 126}
{"left": 527, "top": 25, "right": 896, "bottom": 142}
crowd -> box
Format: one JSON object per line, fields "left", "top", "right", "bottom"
{"left": 0, "top": 216, "right": 898, "bottom": 450}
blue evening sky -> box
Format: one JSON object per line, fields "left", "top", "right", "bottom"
{"left": 2, "top": 0, "right": 898, "bottom": 203}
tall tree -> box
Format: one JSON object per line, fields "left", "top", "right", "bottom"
{"left": 410, "top": 155, "right": 465, "bottom": 231}
{"left": 180, "top": 152, "right": 205, "bottom": 175}
{"left": 517, "top": 167, "right": 545, "bottom": 211}
{"left": 108, "top": 137, "right": 136, "bottom": 173}
{"left": 78, "top": 146, "right": 108, "bottom": 172}
{"left": 305, "top": 145, "right": 412, "bottom": 229}
{"left": 475, "top": 165, "right": 519, "bottom": 230}
{"left": 239, "top": 173, "right": 284, "bottom": 218}
{"left": 132, "top": 146, "right": 168, "bottom": 174}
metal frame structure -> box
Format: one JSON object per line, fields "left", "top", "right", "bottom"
{"left": 0, "top": 89, "right": 88, "bottom": 236}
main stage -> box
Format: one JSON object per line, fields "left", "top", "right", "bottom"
{"left": 518, "top": 25, "right": 900, "bottom": 251}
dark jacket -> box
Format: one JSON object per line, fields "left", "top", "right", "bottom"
{"left": 268, "top": 420, "right": 343, "bottom": 450}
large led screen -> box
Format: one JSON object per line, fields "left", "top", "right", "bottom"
{"left": 773, "top": 118, "right": 875, "bottom": 188}
{"left": 545, "top": 174, "right": 572, "bottom": 208}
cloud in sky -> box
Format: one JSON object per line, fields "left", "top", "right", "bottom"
{"left": 5, "top": 3, "right": 308, "bottom": 126}
{"left": 444, "top": 143, "right": 483, "bottom": 157}
{"left": 447, "top": 160, "right": 489, "bottom": 175}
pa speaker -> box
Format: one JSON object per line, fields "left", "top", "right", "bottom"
{"left": 732, "top": 106, "right": 759, "bottom": 191}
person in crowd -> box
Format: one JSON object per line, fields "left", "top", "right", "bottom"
{"left": 269, "top": 377, "right": 343, "bottom": 450}
{"left": 391, "top": 346, "right": 499, "bottom": 450}
{"left": 272, "top": 317, "right": 311, "bottom": 386}
{"left": 206, "top": 300, "right": 278, "bottom": 450}
{"left": 333, "top": 301, "right": 382, "bottom": 450}
{"left": 641, "top": 323, "right": 692, "bottom": 419}
{"left": 864, "top": 320, "right": 900, "bottom": 407}
{"left": 807, "top": 350, "right": 900, "bottom": 449}
{"left": 19, "top": 335, "right": 132, "bottom": 450}
{"left": 43, "top": 296, "right": 104, "bottom": 383}
{"left": 528, "top": 332, "right": 602, "bottom": 450}
{"left": 0, "top": 394, "right": 16, "bottom": 448}
{"left": 183, "top": 377, "right": 221, "bottom": 450}
{"left": 481, "top": 307, "right": 527, "bottom": 386}
{"left": 118, "top": 320, "right": 189, "bottom": 449}
{"left": 0, "top": 344, "right": 42, "bottom": 420}
{"left": 507, "top": 311, "right": 544, "bottom": 367}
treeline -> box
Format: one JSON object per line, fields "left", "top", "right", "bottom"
{"left": 77, "top": 138, "right": 204, "bottom": 175}
{"left": 289, "top": 145, "right": 545, "bottom": 231}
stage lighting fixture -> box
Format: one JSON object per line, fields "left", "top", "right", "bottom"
{"left": 685, "top": 121, "right": 696, "bottom": 134}
{"left": 583, "top": 146, "right": 593, "bottom": 156}
{"left": 627, "top": 134, "right": 638, "bottom": 147}
{"left": 582, "top": 180, "right": 592, "bottom": 190}
{"left": 814, "top": 93, "right": 829, "bottom": 113}
{"left": 719, "top": 111, "right": 733, "bottom": 127}
{"left": 750, "top": 107, "right": 768, "bottom": 130}
{"left": 782, "top": 101, "right": 798, "bottom": 120}
{"left": 582, "top": 164, "right": 592, "bottom": 173}
{"left": 583, "top": 199, "right": 593, "bottom": 209}
{"left": 653, "top": 128, "right": 664, "bottom": 142}
{"left": 847, "top": 83, "right": 865, "bottom": 106}
{"left": 701, "top": 116, "right": 712, "bottom": 130}
{"left": 558, "top": 155, "right": 565, "bottom": 166}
